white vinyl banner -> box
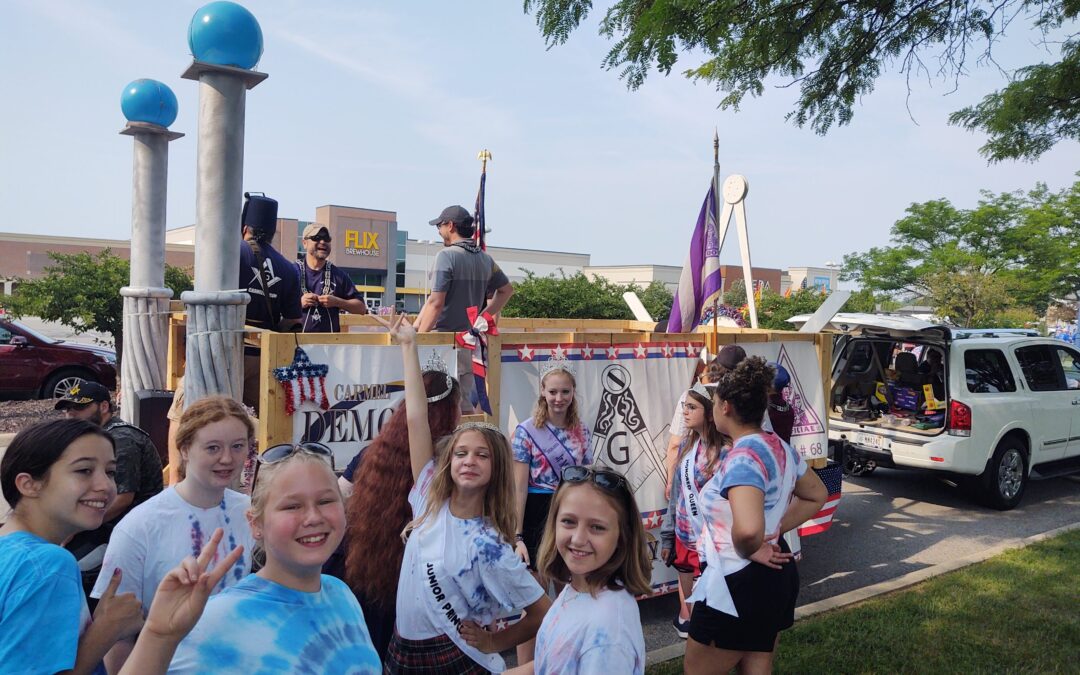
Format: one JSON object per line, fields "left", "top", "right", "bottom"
{"left": 739, "top": 341, "right": 828, "bottom": 460}
{"left": 290, "top": 344, "right": 459, "bottom": 469}
{"left": 499, "top": 340, "right": 701, "bottom": 594}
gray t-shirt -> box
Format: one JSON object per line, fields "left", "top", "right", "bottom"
{"left": 431, "top": 241, "right": 510, "bottom": 332}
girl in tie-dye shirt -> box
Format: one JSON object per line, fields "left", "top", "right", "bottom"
{"left": 511, "top": 464, "right": 652, "bottom": 675}
{"left": 168, "top": 446, "right": 380, "bottom": 674}
{"left": 685, "top": 357, "right": 827, "bottom": 674}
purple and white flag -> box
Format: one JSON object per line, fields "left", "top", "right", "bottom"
{"left": 666, "top": 183, "right": 722, "bottom": 332}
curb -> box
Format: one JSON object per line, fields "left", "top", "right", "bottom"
{"left": 645, "top": 520, "right": 1080, "bottom": 668}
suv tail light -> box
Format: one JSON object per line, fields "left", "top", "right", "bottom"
{"left": 948, "top": 399, "right": 972, "bottom": 437}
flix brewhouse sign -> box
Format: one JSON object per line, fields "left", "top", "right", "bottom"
{"left": 344, "top": 229, "right": 380, "bottom": 257}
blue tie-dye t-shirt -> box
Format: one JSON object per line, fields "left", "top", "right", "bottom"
{"left": 534, "top": 585, "right": 645, "bottom": 675}
{"left": 167, "top": 573, "right": 380, "bottom": 674}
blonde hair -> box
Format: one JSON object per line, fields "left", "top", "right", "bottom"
{"left": 248, "top": 451, "right": 341, "bottom": 566}
{"left": 406, "top": 425, "right": 517, "bottom": 545}
{"left": 532, "top": 368, "right": 580, "bottom": 428}
{"left": 536, "top": 481, "right": 652, "bottom": 597}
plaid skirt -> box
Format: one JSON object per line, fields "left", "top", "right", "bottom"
{"left": 384, "top": 632, "right": 490, "bottom": 674}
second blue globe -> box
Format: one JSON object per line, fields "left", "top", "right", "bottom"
{"left": 121, "top": 79, "right": 179, "bottom": 128}
{"left": 188, "top": 1, "right": 263, "bottom": 70}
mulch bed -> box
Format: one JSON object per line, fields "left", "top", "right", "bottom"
{"left": 0, "top": 399, "right": 63, "bottom": 434}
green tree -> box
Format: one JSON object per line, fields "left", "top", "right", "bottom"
{"left": 842, "top": 178, "right": 1080, "bottom": 324}
{"left": 6, "top": 249, "right": 193, "bottom": 367}
{"left": 524, "top": 0, "right": 1080, "bottom": 160}
{"left": 502, "top": 270, "right": 674, "bottom": 321}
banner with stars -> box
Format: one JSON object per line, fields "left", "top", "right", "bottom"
{"left": 500, "top": 340, "right": 702, "bottom": 595}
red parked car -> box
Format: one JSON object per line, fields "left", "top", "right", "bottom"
{"left": 0, "top": 318, "right": 117, "bottom": 399}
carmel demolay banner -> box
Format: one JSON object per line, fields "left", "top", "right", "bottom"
{"left": 293, "top": 344, "right": 458, "bottom": 468}
{"left": 500, "top": 340, "right": 701, "bottom": 593}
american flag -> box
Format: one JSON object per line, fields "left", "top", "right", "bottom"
{"left": 473, "top": 166, "right": 487, "bottom": 251}
{"left": 798, "top": 462, "right": 843, "bottom": 536}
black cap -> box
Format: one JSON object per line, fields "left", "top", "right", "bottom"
{"left": 428, "top": 205, "right": 473, "bottom": 228}
{"left": 55, "top": 381, "right": 111, "bottom": 410}
{"left": 716, "top": 344, "right": 748, "bottom": 371}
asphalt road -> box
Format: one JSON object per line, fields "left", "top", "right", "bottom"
{"left": 638, "top": 469, "right": 1080, "bottom": 652}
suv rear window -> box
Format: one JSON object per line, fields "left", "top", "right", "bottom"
{"left": 964, "top": 349, "right": 1016, "bottom": 393}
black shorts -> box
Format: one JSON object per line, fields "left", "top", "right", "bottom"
{"left": 687, "top": 541, "right": 799, "bottom": 652}
{"left": 522, "top": 491, "right": 553, "bottom": 569}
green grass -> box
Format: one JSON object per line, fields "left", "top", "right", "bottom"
{"left": 648, "top": 529, "right": 1080, "bottom": 674}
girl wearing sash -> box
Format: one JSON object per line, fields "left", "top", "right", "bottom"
{"left": 684, "top": 358, "right": 827, "bottom": 674}
{"left": 379, "top": 313, "right": 550, "bottom": 673}
{"left": 168, "top": 443, "right": 380, "bottom": 673}
{"left": 507, "top": 465, "right": 652, "bottom": 675}
{"left": 658, "top": 382, "right": 726, "bottom": 639}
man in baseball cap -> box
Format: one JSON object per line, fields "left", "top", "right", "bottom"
{"left": 54, "top": 380, "right": 112, "bottom": 412}
{"left": 417, "top": 204, "right": 514, "bottom": 413}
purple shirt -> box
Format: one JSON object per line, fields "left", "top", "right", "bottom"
{"left": 299, "top": 261, "right": 362, "bottom": 333}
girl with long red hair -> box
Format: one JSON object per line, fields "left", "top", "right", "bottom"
{"left": 327, "top": 369, "right": 461, "bottom": 660}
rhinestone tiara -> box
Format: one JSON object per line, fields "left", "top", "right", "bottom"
{"left": 456, "top": 421, "right": 504, "bottom": 435}
{"left": 540, "top": 358, "right": 575, "bottom": 378}
{"left": 422, "top": 351, "right": 456, "bottom": 403}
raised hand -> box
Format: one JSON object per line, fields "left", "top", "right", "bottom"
{"left": 371, "top": 309, "right": 416, "bottom": 345}
{"left": 141, "top": 528, "right": 244, "bottom": 642}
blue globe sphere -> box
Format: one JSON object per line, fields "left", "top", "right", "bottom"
{"left": 120, "top": 79, "right": 179, "bottom": 127}
{"left": 188, "top": 1, "right": 263, "bottom": 70}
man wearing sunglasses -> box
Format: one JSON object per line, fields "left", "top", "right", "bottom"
{"left": 297, "top": 223, "right": 369, "bottom": 333}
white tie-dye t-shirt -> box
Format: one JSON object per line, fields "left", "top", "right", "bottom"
{"left": 168, "top": 574, "right": 380, "bottom": 674}
{"left": 534, "top": 585, "right": 645, "bottom": 675}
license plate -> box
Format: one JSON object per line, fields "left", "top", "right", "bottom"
{"left": 854, "top": 432, "right": 888, "bottom": 450}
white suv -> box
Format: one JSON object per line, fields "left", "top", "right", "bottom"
{"left": 822, "top": 317, "right": 1080, "bottom": 510}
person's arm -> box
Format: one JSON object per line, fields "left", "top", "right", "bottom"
{"left": 505, "top": 662, "right": 535, "bottom": 675}
{"left": 664, "top": 434, "right": 682, "bottom": 500}
{"left": 117, "top": 530, "right": 244, "bottom": 675}
{"left": 727, "top": 485, "right": 767, "bottom": 560}
{"left": 374, "top": 313, "right": 431, "bottom": 480}
{"left": 73, "top": 570, "right": 143, "bottom": 675}
{"left": 484, "top": 282, "right": 514, "bottom": 317}
{"left": 513, "top": 461, "right": 530, "bottom": 564}
{"left": 460, "top": 595, "right": 552, "bottom": 653}
{"left": 779, "top": 469, "right": 828, "bottom": 536}
{"left": 167, "top": 418, "right": 182, "bottom": 485}
{"left": 416, "top": 292, "right": 446, "bottom": 332}
{"left": 658, "top": 478, "right": 679, "bottom": 564}
{"left": 104, "top": 493, "right": 134, "bottom": 522}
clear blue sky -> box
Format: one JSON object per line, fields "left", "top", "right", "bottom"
{"left": 1, "top": 0, "right": 1075, "bottom": 271}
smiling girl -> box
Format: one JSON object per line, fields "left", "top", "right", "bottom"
{"left": 377, "top": 312, "right": 550, "bottom": 674}
{"left": 93, "top": 396, "right": 255, "bottom": 670}
{"left": 659, "top": 382, "right": 726, "bottom": 637}
{"left": 166, "top": 443, "right": 380, "bottom": 673}
{"left": 509, "top": 465, "right": 652, "bottom": 675}
{"left": 1, "top": 419, "right": 143, "bottom": 674}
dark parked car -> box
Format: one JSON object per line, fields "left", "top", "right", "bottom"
{"left": 0, "top": 318, "right": 117, "bottom": 399}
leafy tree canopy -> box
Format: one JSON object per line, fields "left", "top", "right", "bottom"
{"left": 723, "top": 279, "right": 881, "bottom": 329}
{"left": 5, "top": 249, "right": 193, "bottom": 366}
{"left": 503, "top": 270, "right": 674, "bottom": 321}
{"left": 842, "top": 177, "right": 1080, "bottom": 325}
{"left": 524, "top": 0, "right": 1080, "bottom": 160}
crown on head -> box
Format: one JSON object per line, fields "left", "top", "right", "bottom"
{"left": 456, "top": 421, "right": 504, "bottom": 435}
{"left": 422, "top": 351, "right": 456, "bottom": 403}
{"left": 541, "top": 358, "right": 575, "bottom": 379}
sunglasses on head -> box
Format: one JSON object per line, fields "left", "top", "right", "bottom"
{"left": 306, "top": 234, "right": 331, "bottom": 243}
{"left": 560, "top": 465, "right": 630, "bottom": 494}
{"left": 252, "top": 442, "right": 335, "bottom": 489}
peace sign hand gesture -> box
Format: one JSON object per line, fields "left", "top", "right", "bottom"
{"left": 371, "top": 309, "right": 417, "bottom": 346}
{"left": 141, "top": 528, "right": 244, "bottom": 642}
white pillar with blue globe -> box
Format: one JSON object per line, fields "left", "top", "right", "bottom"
{"left": 180, "top": 1, "right": 266, "bottom": 406}
{"left": 119, "top": 80, "right": 183, "bottom": 425}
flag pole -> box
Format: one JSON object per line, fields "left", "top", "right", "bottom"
{"left": 711, "top": 130, "right": 720, "bottom": 351}
{"left": 475, "top": 149, "right": 491, "bottom": 250}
